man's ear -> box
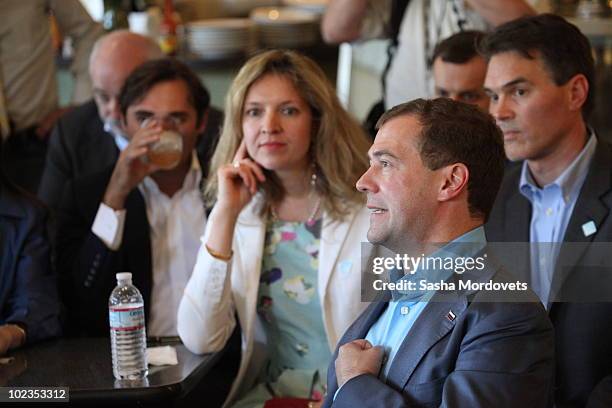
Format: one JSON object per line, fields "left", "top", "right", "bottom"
{"left": 439, "top": 164, "right": 469, "bottom": 203}
{"left": 566, "top": 73, "right": 589, "bottom": 113}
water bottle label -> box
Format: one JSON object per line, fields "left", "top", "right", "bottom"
{"left": 109, "top": 305, "right": 145, "bottom": 331}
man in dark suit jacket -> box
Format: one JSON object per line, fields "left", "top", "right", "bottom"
{"left": 0, "top": 142, "right": 61, "bottom": 353}
{"left": 38, "top": 99, "right": 118, "bottom": 209}
{"left": 38, "top": 31, "right": 223, "bottom": 211}
{"left": 56, "top": 59, "right": 213, "bottom": 337}
{"left": 38, "top": 30, "right": 162, "bottom": 210}
{"left": 323, "top": 98, "right": 554, "bottom": 407}
{"left": 39, "top": 101, "right": 222, "bottom": 212}
{"left": 482, "top": 14, "right": 612, "bottom": 408}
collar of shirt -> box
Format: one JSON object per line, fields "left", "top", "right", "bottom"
{"left": 136, "top": 150, "right": 205, "bottom": 337}
{"left": 519, "top": 130, "right": 597, "bottom": 205}
{"left": 391, "top": 226, "right": 487, "bottom": 301}
{"left": 104, "top": 121, "right": 129, "bottom": 151}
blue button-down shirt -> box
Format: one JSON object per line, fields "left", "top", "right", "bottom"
{"left": 519, "top": 133, "right": 597, "bottom": 306}
{"left": 365, "top": 226, "right": 487, "bottom": 380}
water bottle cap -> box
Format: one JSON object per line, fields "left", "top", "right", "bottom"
{"left": 116, "top": 272, "right": 132, "bottom": 282}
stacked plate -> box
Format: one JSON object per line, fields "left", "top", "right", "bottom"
{"left": 282, "top": 0, "right": 329, "bottom": 14}
{"left": 184, "top": 18, "right": 253, "bottom": 59}
{"left": 250, "top": 7, "right": 320, "bottom": 48}
{"left": 223, "top": 0, "right": 282, "bottom": 16}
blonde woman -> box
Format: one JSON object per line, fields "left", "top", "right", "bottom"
{"left": 178, "top": 50, "right": 371, "bottom": 407}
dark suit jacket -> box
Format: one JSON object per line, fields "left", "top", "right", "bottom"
{"left": 0, "top": 187, "right": 61, "bottom": 343}
{"left": 38, "top": 100, "right": 118, "bottom": 211}
{"left": 485, "top": 139, "right": 612, "bottom": 408}
{"left": 323, "top": 255, "right": 554, "bottom": 408}
{"left": 55, "top": 150, "right": 212, "bottom": 337}
{"left": 38, "top": 99, "right": 223, "bottom": 211}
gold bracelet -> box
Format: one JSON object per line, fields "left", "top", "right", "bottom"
{"left": 205, "top": 243, "right": 233, "bottom": 262}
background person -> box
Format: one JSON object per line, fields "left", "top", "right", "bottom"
{"left": 178, "top": 50, "right": 372, "bottom": 407}
{"left": 0, "top": 140, "right": 61, "bottom": 355}
{"left": 38, "top": 31, "right": 164, "bottom": 211}
{"left": 56, "top": 59, "right": 213, "bottom": 338}
{"left": 432, "top": 30, "right": 489, "bottom": 111}
{"left": 321, "top": 0, "right": 534, "bottom": 133}
{"left": 483, "top": 14, "right": 612, "bottom": 407}
{"left": 0, "top": 0, "right": 103, "bottom": 193}
{"left": 38, "top": 30, "right": 224, "bottom": 214}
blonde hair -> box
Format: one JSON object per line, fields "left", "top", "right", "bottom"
{"left": 205, "top": 49, "right": 370, "bottom": 221}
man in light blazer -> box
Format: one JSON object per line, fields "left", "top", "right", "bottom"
{"left": 482, "top": 14, "right": 612, "bottom": 407}
{"left": 323, "top": 98, "right": 554, "bottom": 407}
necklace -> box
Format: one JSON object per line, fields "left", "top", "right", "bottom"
{"left": 270, "top": 170, "right": 321, "bottom": 225}
{"left": 271, "top": 196, "right": 322, "bottom": 226}
{"left": 306, "top": 197, "right": 322, "bottom": 226}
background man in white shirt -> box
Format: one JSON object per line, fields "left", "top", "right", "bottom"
{"left": 56, "top": 59, "right": 212, "bottom": 338}
{"left": 321, "top": 0, "right": 534, "bottom": 108}
{"left": 321, "top": 0, "right": 534, "bottom": 138}
{"left": 38, "top": 31, "right": 164, "bottom": 212}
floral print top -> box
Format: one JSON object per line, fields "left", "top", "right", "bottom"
{"left": 255, "top": 217, "right": 330, "bottom": 400}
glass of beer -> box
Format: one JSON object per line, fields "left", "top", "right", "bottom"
{"left": 148, "top": 130, "right": 183, "bottom": 169}
{"left": 141, "top": 118, "right": 183, "bottom": 170}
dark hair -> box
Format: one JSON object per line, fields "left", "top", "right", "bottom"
{"left": 119, "top": 58, "right": 210, "bottom": 125}
{"left": 0, "top": 140, "right": 46, "bottom": 206}
{"left": 376, "top": 98, "right": 505, "bottom": 221}
{"left": 432, "top": 30, "right": 486, "bottom": 64}
{"left": 479, "top": 13, "right": 595, "bottom": 118}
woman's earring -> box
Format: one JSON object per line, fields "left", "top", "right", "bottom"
{"left": 310, "top": 163, "right": 318, "bottom": 189}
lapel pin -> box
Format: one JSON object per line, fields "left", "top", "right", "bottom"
{"left": 582, "top": 220, "right": 597, "bottom": 237}
{"left": 446, "top": 310, "right": 456, "bottom": 322}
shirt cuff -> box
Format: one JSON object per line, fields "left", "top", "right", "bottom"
{"left": 92, "top": 203, "right": 126, "bottom": 250}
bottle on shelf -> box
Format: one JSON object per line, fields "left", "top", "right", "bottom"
{"left": 159, "top": 0, "right": 180, "bottom": 55}
{"left": 109, "top": 272, "right": 148, "bottom": 380}
{"left": 103, "top": 0, "right": 130, "bottom": 31}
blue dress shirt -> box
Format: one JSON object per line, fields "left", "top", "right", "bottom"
{"left": 365, "top": 226, "right": 487, "bottom": 380}
{"left": 519, "top": 133, "right": 597, "bottom": 306}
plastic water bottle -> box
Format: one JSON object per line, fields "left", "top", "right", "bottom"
{"left": 109, "top": 272, "right": 148, "bottom": 380}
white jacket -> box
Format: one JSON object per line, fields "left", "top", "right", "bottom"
{"left": 178, "top": 197, "right": 371, "bottom": 406}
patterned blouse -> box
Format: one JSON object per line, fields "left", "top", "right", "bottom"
{"left": 231, "top": 218, "right": 329, "bottom": 407}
